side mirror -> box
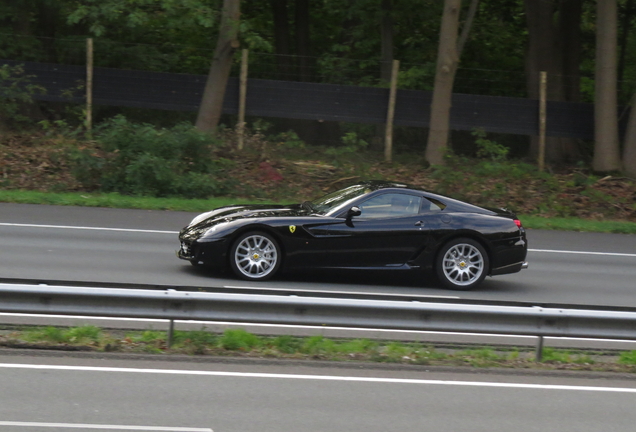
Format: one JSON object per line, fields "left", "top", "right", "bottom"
{"left": 347, "top": 206, "right": 361, "bottom": 219}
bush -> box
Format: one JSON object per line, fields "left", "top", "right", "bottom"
{"left": 70, "top": 116, "right": 234, "bottom": 198}
{"left": 0, "top": 64, "right": 46, "bottom": 129}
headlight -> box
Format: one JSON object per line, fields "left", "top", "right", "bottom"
{"left": 189, "top": 212, "right": 214, "bottom": 227}
{"left": 188, "top": 206, "right": 242, "bottom": 227}
{"left": 203, "top": 222, "right": 229, "bottom": 237}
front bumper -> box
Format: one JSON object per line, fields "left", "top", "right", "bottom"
{"left": 177, "top": 237, "right": 227, "bottom": 266}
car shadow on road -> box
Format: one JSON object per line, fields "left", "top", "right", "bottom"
{"left": 178, "top": 263, "right": 528, "bottom": 296}
{"left": 181, "top": 264, "right": 445, "bottom": 290}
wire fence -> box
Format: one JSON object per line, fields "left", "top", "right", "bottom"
{"left": 0, "top": 33, "right": 546, "bottom": 96}
{"left": 1, "top": 33, "right": 634, "bottom": 150}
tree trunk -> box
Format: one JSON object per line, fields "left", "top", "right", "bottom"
{"left": 457, "top": 0, "right": 479, "bottom": 57}
{"left": 195, "top": 0, "right": 241, "bottom": 133}
{"left": 594, "top": 0, "right": 622, "bottom": 172}
{"left": 524, "top": 0, "right": 583, "bottom": 164}
{"left": 295, "top": 0, "right": 311, "bottom": 82}
{"left": 425, "top": 0, "right": 462, "bottom": 166}
{"left": 623, "top": 93, "right": 636, "bottom": 177}
{"left": 525, "top": 0, "right": 561, "bottom": 162}
{"left": 560, "top": 0, "right": 582, "bottom": 103}
{"left": 380, "top": 0, "right": 394, "bottom": 84}
{"left": 557, "top": 0, "right": 583, "bottom": 160}
{"left": 271, "top": 0, "right": 293, "bottom": 80}
{"left": 372, "top": 0, "right": 395, "bottom": 152}
{"left": 618, "top": 0, "right": 636, "bottom": 100}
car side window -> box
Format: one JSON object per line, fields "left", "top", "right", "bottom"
{"left": 358, "top": 194, "right": 423, "bottom": 219}
{"left": 424, "top": 197, "right": 446, "bottom": 212}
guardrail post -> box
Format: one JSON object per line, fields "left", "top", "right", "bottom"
{"left": 167, "top": 319, "right": 175, "bottom": 349}
{"left": 535, "top": 335, "right": 544, "bottom": 361}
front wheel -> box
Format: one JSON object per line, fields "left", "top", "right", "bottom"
{"left": 229, "top": 231, "right": 281, "bottom": 281}
{"left": 435, "top": 238, "right": 489, "bottom": 290}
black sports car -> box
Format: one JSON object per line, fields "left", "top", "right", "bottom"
{"left": 178, "top": 180, "right": 528, "bottom": 290}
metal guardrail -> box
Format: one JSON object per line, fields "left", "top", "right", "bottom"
{"left": 2, "top": 283, "right": 636, "bottom": 360}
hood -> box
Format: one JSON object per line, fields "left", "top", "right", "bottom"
{"left": 181, "top": 204, "right": 309, "bottom": 238}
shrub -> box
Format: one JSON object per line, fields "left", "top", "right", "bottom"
{"left": 0, "top": 64, "right": 46, "bottom": 129}
{"left": 70, "top": 116, "right": 234, "bottom": 198}
{"left": 219, "top": 329, "right": 260, "bottom": 351}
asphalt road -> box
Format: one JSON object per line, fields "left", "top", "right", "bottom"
{"left": 1, "top": 203, "right": 636, "bottom": 431}
{"left": 1, "top": 354, "right": 636, "bottom": 432}
{"left": 1, "top": 202, "right": 635, "bottom": 307}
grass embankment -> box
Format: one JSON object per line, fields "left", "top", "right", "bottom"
{"left": 1, "top": 126, "right": 635, "bottom": 234}
{"left": 3, "top": 325, "right": 636, "bottom": 373}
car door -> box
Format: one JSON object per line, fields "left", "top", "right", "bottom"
{"left": 320, "top": 193, "right": 431, "bottom": 268}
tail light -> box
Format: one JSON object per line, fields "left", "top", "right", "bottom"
{"left": 514, "top": 219, "right": 522, "bottom": 228}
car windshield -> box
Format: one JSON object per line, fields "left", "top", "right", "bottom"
{"left": 309, "top": 184, "right": 370, "bottom": 214}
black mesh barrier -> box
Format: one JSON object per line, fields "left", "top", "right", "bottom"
{"left": 2, "top": 59, "right": 600, "bottom": 139}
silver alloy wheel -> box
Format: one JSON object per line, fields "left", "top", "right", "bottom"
{"left": 441, "top": 243, "right": 485, "bottom": 287}
{"left": 234, "top": 234, "right": 279, "bottom": 279}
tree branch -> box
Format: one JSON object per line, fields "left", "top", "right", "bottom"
{"left": 456, "top": 0, "right": 479, "bottom": 58}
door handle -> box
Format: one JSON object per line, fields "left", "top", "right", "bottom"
{"left": 414, "top": 221, "right": 425, "bottom": 227}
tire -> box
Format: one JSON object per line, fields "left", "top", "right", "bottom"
{"left": 435, "top": 237, "right": 489, "bottom": 290}
{"left": 229, "top": 231, "right": 281, "bottom": 281}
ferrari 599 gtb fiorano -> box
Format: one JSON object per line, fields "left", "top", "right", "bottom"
{"left": 177, "top": 181, "right": 528, "bottom": 290}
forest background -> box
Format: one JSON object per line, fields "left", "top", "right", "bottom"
{"left": 0, "top": 0, "right": 635, "bottom": 232}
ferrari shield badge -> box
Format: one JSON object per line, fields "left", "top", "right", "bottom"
{"left": 289, "top": 225, "right": 296, "bottom": 233}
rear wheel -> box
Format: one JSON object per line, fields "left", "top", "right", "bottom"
{"left": 435, "top": 238, "right": 488, "bottom": 290}
{"left": 229, "top": 231, "right": 281, "bottom": 281}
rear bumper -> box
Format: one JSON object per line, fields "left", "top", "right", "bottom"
{"left": 491, "top": 260, "right": 528, "bottom": 276}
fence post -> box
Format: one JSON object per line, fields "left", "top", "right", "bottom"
{"left": 167, "top": 319, "right": 175, "bottom": 349}
{"left": 535, "top": 335, "right": 544, "bottom": 361}
{"left": 384, "top": 59, "right": 400, "bottom": 163}
{"left": 538, "top": 71, "right": 547, "bottom": 172}
{"left": 237, "top": 49, "right": 249, "bottom": 150}
{"left": 86, "top": 38, "right": 94, "bottom": 133}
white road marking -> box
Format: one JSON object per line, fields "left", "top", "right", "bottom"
{"left": 0, "top": 223, "right": 177, "bottom": 235}
{"left": 1, "top": 363, "right": 636, "bottom": 393}
{"left": 1, "top": 222, "right": 633, "bottom": 257}
{"left": 529, "top": 248, "right": 636, "bottom": 258}
{"left": 0, "top": 422, "right": 211, "bottom": 431}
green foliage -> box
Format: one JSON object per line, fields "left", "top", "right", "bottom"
{"left": 272, "top": 335, "right": 303, "bottom": 354}
{"left": 458, "top": 348, "right": 507, "bottom": 367}
{"left": 398, "top": 64, "right": 436, "bottom": 90}
{"left": 619, "top": 350, "right": 636, "bottom": 365}
{"left": 70, "top": 116, "right": 234, "bottom": 198}
{"left": 23, "top": 326, "right": 66, "bottom": 343}
{"left": 301, "top": 335, "right": 337, "bottom": 356}
{"left": 65, "top": 325, "right": 102, "bottom": 343}
{"left": 472, "top": 128, "right": 509, "bottom": 161}
{"left": 219, "top": 328, "right": 260, "bottom": 351}
{"left": 22, "top": 325, "right": 102, "bottom": 344}
{"left": 325, "top": 132, "right": 368, "bottom": 159}
{"left": 541, "top": 348, "right": 595, "bottom": 364}
{"left": 67, "top": 0, "right": 219, "bottom": 37}
{"left": 0, "top": 64, "right": 46, "bottom": 128}
{"left": 273, "top": 130, "right": 306, "bottom": 149}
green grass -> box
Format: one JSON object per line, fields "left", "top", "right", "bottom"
{"left": 22, "top": 325, "right": 103, "bottom": 345}
{"left": 520, "top": 215, "right": 636, "bottom": 234}
{"left": 0, "top": 189, "right": 252, "bottom": 212}
{"left": 1, "top": 189, "right": 635, "bottom": 234}
{"left": 2, "top": 326, "right": 627, "bottom": 372}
